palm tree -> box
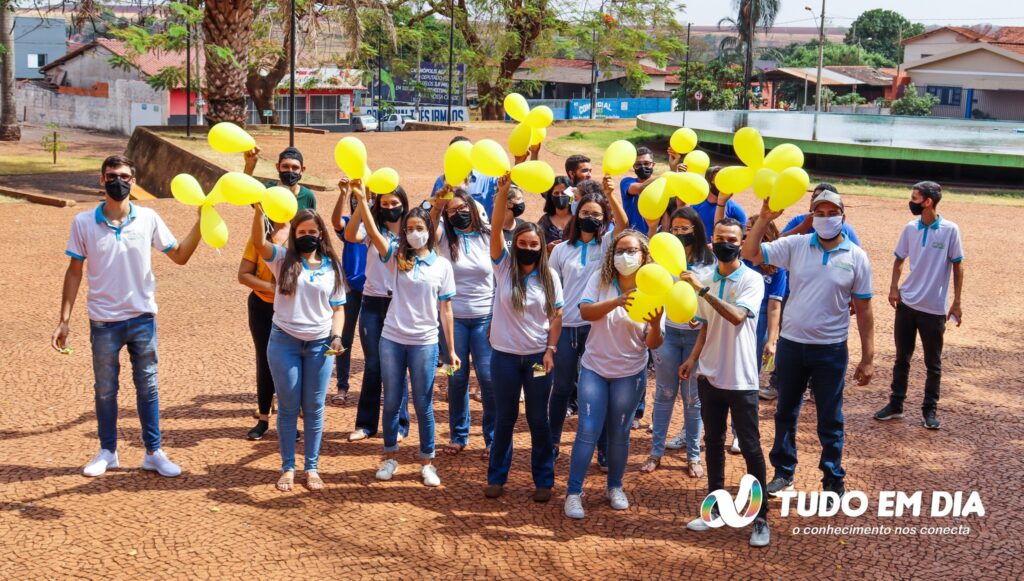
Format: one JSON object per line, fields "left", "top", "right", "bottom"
{"left": 0, "top": 0, "right": 21, "bottom": 141}
{"left": 203, "top": 0, "right": 254, "bottom": 125}
{"left": 718, "top": 0, "right": 780, "bottom": 109}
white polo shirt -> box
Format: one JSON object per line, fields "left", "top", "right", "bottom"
{"left": 265, "top": 245, "right": 347, "bottom": 341}
{"left": 65, "top": 203, "right": 177, "bottom": 322}
{"left": 666, "top": 259, "right": 717, "bottom": 330}
{"left": 761, "top": 233, "right": 873, "bottom": 344}
{"left": 579, "top": 273, "right": 661, "bottom": 379}
{"left": 693, "top": 264, "right": 764, "bottom": 390}
{"left": 894, "top": 215, "right": 964, "bottom": 316}
{"left": 381, "top": 250, "right": 456, "bottom": 346}
{"left": 361, "top": 225, "right": 399, "bottom": 298}
{"left": 490, "top": 250, "right": 564, "bottom": 355}
{"left": 549, "top": 234, "right": 612, "bottom": 328}
{"left": 438, "top": 229, "right": 494, "bottom": 319}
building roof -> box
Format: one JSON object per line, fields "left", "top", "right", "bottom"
{"left": 762, "top": 67, "right": 865, "bottom": 86}
{"left": 514, "top": 58, "right": 668, "bottom": 85}
{"left": 900, "top": 26, "right": 992, "bottom": 46}
{"left": 899, "top": 25, "right": 1024, "bottom": 55}
{"left": 824, "top": 66, "right": 893, "bottom": 86}
{"left": 40, "top": 38, "right": 205, "bottom": 77}
{"left": 903, "top": 42, "right": 1024, "bottom": 70}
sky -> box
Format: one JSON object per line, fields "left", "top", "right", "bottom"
{"left": 679, "top": 0, "right": 1024, "bottom": 27}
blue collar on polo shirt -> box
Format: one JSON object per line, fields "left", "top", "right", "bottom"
{"left": 917, "top": 215, "right": 942, "bottom": 230}
{"left": 809, "top": 233, "right": 853, "bottom": 264}
{"left": 415, "top": 251, "right": 438, "bottom": 265}
{"left": 95, "top": 202, "right": 137, "bottom": 240}
{"left": 300, "top": 255, "right": 332, "bottom": 278}
{"left": 572, "top": 236, "right": 599, "bottom": 265}
{"left": 455, "top": 228, "right": 480, "bottom": 238}
{"left": 713, "top": 263, "right": 746, "bottom": 283}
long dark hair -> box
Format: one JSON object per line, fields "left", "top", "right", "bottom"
{"left": 395, "top": 207, "right": 436, "bottom": 272}
{"left": 509, "top": 222, "right": 558, "bottom": 317}
{"left": 671, "top": 206, "right": 714, "bottom": 267}
{"left": 564, "top": 192, "right": 611, "bottom": 246}
{"left": 370, "top": 185, "right": 409, "bottom": 230}
{"left": 542, "top": 176, "right": 573, "bottom": 215}
{"left": 277, "top": 209, "right": 345, "bottom": 296}
{"left": 442, "top": 188, "right": 491, "bottom": 261}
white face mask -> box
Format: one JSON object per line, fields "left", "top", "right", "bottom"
{"left": 614, "top": 251, "right": 643, "bottom": 276}
{"left": 407, "top": 230, "right": 429, "bottom": 250}
{"left": 813, "top": 215, "right": 844, "bottom": 240}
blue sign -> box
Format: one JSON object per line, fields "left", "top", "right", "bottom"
{"left": 373, "top": 62, "right": 465, "bottom": 106}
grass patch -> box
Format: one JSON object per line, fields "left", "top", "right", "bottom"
{"left": 827, "top": 177, "right": 1024, "bottom": 206}
{"left": 0, "top": 156, "right": 106, "bottom": 176}
{"left": 548, "top": 128, "right": 669, "bottom": 162}
{"left": 0, "top": 194, "right": 25, "bottom": 203}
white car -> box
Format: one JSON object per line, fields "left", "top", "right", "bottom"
{"left": 352, "top": 115, "right": 378, "bottom": 132}
{"left": 380, "top": 113, "right": 416, "bottom": 131}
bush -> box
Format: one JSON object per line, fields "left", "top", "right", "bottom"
{"left": 892, "top": 84, "right": 938, "bottom": 116}
{"left": 567, "top": 131, "right": 586, "bottom": 140}
{"left": 833, "top": 92, "right": 867, "bottom": 106}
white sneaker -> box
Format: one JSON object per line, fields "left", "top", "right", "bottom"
{"left": 730, "top": 438, "right": 742, "bottom": 454}
{"left": 141, "top": 449, "right": 181, "bottom": 477}
{"left": 686, "top": 515, "right": 711, "bottom": 532}
{"left": 421, "top": 464, "right": 441, "bottom": 487}
{"left": 564, "top": 494, "right": 585, "bottom": 519}
{"left": 375, "top": 459, "right": 399, "bottom": 481}
{"left": 348, "top": 430, "right": 369, "bottom": 442}
{"left": 83, "top": 449, "right": 119, "bottom": 477}
{"left": 665, "top": 434, "right": 686, "bottom": 450}
{"left": 607, "top": 487, "right": 629, "bottom": 510}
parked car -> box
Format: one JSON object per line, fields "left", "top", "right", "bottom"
{"left": 380, "top": 113, "right": 417, "bottom": 131}
{"left": 352, "top": 115, "right": 378, "bottom": 132}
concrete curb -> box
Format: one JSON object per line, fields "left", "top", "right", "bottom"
{"left": 0, "top": 186, "right": 77, "bottom": 207}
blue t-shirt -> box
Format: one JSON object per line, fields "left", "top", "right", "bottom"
{"left": 431, "top": 170, "right": 498, "bottom": 219}
{"left": 336, "top": 217, "right": 367, "bottom": 292}
{"left": 692, "top": 199, "right": 748, "bottom": 235}
{"left": 783, "top": 214, "right": 861, "bottom": 247}
{"left": 619, "top": 177, "right": 649, "bottom": 235}
{"left": 744, "top": 259, "right": 787, "bottom": 312}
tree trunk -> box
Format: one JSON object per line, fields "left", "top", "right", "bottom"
{"left": 245, "top": 6, "right": 291, "bottom": 126}
{"left": 0, "top": 2, "right": 22, "bottom": 142}
{"left": 203, "top": 0, "right": 253, "bottom": 125}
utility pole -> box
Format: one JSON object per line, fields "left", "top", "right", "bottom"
{"left": 289, "top": 0, "right": 296, "bottom": 145}
{"left": 185, "top": 21, "right": 191, "bottom": 137}
{"left": 681, "top": 23, "right": 691, "bottom": 125}
{"left": 447, "top": 0, "right": 454, "bottom": 126}
{"left": 813, "top": 0, "right": 826, "bottom": 113}
{"left": 742, "top": 0, "right": 755, "bottom": 109}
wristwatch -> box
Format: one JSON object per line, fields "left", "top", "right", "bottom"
{"left": 420, "top": 200, "right": 433, "bottom": 211}
{"left": 698, "top": 286, "right": 711, "bottom": 298}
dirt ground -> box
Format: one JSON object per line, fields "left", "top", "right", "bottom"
{"left": 1, "top": 124, "right": 1023, "bottom": 580}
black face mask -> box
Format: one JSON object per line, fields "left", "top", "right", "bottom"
{"left": 295, "top": 235, "right": 320, "bottom": 254}
{"left": 279, "top": 171, "right": 302, "bottom": 187}
{"left": 635, "top": 166, "right": 654, "bottom": 180}
{"left": 579, "top": 216, "right": 603, "bottom": 234}
{"left": 449, "top": 210, "right": 473, "bottom": 231}
{"left": 712, "top": 242, "right": 741, "bottom": 263}
{"left": 515, "top": 247, "right": 542, "bottom": 266}
{"left": 510, "top": 202, "right": 526, "bottom": 217}
{"left": 909, "top": 201, "right": 925, "bottom": 216}
{"left": 105, "top": 178, "right": 132, "bottom": 201}
{"left": 381, "top": 206, "right": 403, "bottom": 223}
{"left": 552, "top": 194, "right": 570, "bottom": 210}
{"left": 676, "top": 232, "right": 696, "bottom": 247}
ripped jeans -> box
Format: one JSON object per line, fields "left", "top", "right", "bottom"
{"left": 566, "top": 366, "right": 646, "bottom": 495}
{"left": 651, "top": 327, "right": 701, "bottom": 461}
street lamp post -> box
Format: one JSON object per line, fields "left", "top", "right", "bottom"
{"left": 447, "top": 0, "right": 454, "bottom": 126}
{"left": 289, "top": 0, "right": 296, "bottom": 146}
{"left": 805, "top": 1, "right": 826, "bottom": 113}
{"left": 185, "top": 22, "right": 191, "bottom": 137}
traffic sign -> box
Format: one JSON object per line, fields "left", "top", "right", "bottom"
{"left": 694, "top": 90, "right": 703, "bottom": 102}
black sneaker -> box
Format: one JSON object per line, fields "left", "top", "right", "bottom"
{"left": 824, "top": 481, "right": 846, "bottom": 512}
{"left": 922, "top": 409, "right": 940, "bottom": 430}
{"left": 296, "top": 430, "right": 302, "bottom": 441}
{"left": 597, "top": 452, "right": 609, "bottom": 473}
{"left": 874, "top": 402, "right": 904, "bottom": 421}
{"left": 247, "top": 421, "right": 269, "bottom": 441}
{"left": 766, "top": 475, "right": 794, "bottom": 496}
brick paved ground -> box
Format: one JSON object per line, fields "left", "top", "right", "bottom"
{"left": 1, "top": 126, "right": 1022, "bottom": 579}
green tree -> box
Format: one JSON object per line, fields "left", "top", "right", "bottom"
{"left": 718, "top": 0, "right": 780, "bottom": 108}
{"left": 773, "top": 40, "right": 895, "bottom": 68}
{"left": 845, "top": 9, "right": 924, "bottom": 63}
{"left": 891, "top": 83, "right": 938, "bottom": 116}
{"left": 673, "top": 59, "right": 744, "bottom": 111}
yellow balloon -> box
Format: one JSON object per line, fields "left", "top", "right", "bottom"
{"left": 207, "top": 122, "right": 256, "bottom": 154}
{"left": 470, "top": 139, "right": 510, "bottom": 177}
{"left": 444, "top": 140, "right": 473, "bottom": 186}
{"left": 752, "top": 167, "right": 778, "bottom": 200}
{"left": 667, "top": 171, "right": 709, "bottom": 205}
{"left": 769, "top": 167, "right": 810, "bottom": 212}
{"left": 666, "top": 281, "right": 699, "bottom": 324}
{"left": 636, "top": 263, "right": 674, "bottom": 298}
{"left": 530, "top": 127, "right": 546, "bottom": 146}
{"left": 683, "top": 150, "right": 710, "bottom": 176}
{"left": 263, "top": 186, "right": 298, "bottom": 223}
{"left": 200, "top": 205, "right": 229, "bottom": 248}
{"left": 366, "top": 167, "right": 400, "bottom": 194}
{"left": 649, "top": 232, "right": 687, "bottom": 275}
{"left": 504, "top": 93, "right": 530, "bottom": 122}
{"left": 525, "top": 105, "right": 554, "bottom": 129}
{"left": 602, "top": 140, "right": 637, "bottom": 176}
{"left": 510, "top": 161, "right": 555, "bottom": 194}
{"left": 670, "top": 128, "right": 698, "bottom": 154}
{"left": 626, "top": 289, "right": 662, "bottom": 324}
{"left": 764, "top": 143, "right": 804, "bottom": 173}
{"left": 217, "top": 171, "right": 266, "bottom": 205}
{"left": 714, "top": 165, "right": 755, "bottom": 194}
{"left": 508, "top": 122, "right": 532, "bottom": 156}
{"left": 734, "top": 127, "right": 765, "bottom": 168}
{"left": 334, "top": 136, "right": 368, "bottom": 180}
{"left": 170, "top": 174, "right": 206, "bottom": 206}
{"left": 637, "top": 177, "right": 670, "bottom": 221}
{"left": 205, "top": 185, "right": 225, "bottom": 207}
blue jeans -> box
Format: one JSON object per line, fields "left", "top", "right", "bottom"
{"left": 354, "top": 296, "right": 409, "bottom": 437}
{"left": 756, "top": 305, "right": 769, "bottom": 372}
{"left": 488, "top": 350, "right": 555, "bottom": 488}
{"left": 335, "top": 289, "right": 362, "bottom": 391}
{"left": 770, "top": 337, "right": 849, "bottom": 485}
{"left": 447, "top": 316, "right": 495, "bottom": 447}
{"left": 381, "top": 338, "right": 438, "bottom": 459}
{"left": 89, "top": 314, "right": 161, "bottom": 452}
{"left": 567, "top": 367, "right": 646, "bottom": 495}
{"left": 651, "top": 327, "right": 701, "bottom": 460}
{"left": 549, "top": 325, "right": 590, "bottom": 448}
{"left": 267, "top": 326, "right": 334, "bottom": 472}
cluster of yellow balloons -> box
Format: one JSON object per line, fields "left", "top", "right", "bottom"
{"left": 636, "top": 127, "right": 712, "bottom": 221}
{"left": 333, "top": 136, "right": 401, "bottom": 195}
{"left": 625, "top": 232, "right": 699, "bottom": 324}
{"left": 713, "top": 127, "right": 810, "bottom": 211}
{"left": 504, "top": 93, "right": 551, "bottom": 156}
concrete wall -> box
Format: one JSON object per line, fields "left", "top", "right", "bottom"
{"left": 13, "top": 17, "right": 66, "bottom": 79}
{"left": 908, "top": 48, "right": 1024, "bottom": 91}
{"left": 903, "top": 30, "right": 977, "bottom": 63}
{"left": 124, "top": 128, "right": 228, "bottom": 199}
{"left": 16, "top": 79, "right": 168, "bottom": 135}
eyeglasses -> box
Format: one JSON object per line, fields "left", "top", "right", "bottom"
{"left": 445, "top": 204, "right": 469, "bottom": 214}
{"left": 614, "top": 248, "right": 641, "bottom": 256}
{"left": 578, "top": 211, "right": 603, "bottom": 220}
{"left": 105, "top": 173, "right": 132, "bottom": 180}
{"left": 670, "top": 227, "right": 694, "bottom": 235}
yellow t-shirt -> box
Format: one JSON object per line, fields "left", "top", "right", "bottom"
{"left": 243, "top": 238, "right": 276, "bottom": 303}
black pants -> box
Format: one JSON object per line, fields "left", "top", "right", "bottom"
{"left": 246, "top": 292, "right": 276, "bottom": 415}
{"left": 890, "top": 303, "right": 946, "bottom": 411}
{"left": 335, "top": 289, "right": 363, "bottom": 392}
{"left": 699, "top": 376, "right": 768, "bottom": 520}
